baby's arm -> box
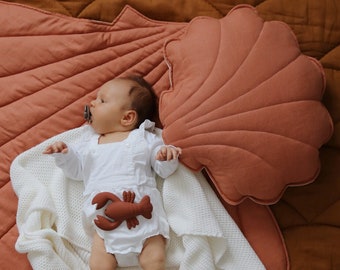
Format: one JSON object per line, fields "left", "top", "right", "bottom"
{"left": 43, "top": 141, "right": 83, "bottom": 180}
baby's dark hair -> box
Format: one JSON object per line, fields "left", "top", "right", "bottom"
{"left": 123, "top": 75, "right": 158, "bottom": 128}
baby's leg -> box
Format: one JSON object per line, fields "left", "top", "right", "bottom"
{"left": 89, "top": 232, "right": 117, "bottom": 270}
{"left": 139, "top": 235, "right": 166, "bottom": 270}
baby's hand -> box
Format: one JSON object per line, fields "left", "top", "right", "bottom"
{"left": 156, "top": 146, "right": 182, "bottom": 161}
{"left": 43, "top": 141, "right": 68, "bottom": 154}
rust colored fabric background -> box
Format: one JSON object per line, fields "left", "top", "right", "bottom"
{"left": 1, "top": 1, "right": 339, "bottom": 270}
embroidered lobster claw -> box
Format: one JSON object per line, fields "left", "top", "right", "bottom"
{"left": 92, "top": 191, "right": 153, "bottom": 231}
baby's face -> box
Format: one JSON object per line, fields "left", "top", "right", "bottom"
{"left": 89, "top": 78, "right": 134, "bottom": 134}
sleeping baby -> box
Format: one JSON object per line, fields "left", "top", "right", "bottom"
{"left": 43, "top": 76, "right": 181, "bottom": 270}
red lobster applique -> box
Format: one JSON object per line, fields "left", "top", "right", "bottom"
{"left": 92, "top": 191, "right": 153, "bottom": 231}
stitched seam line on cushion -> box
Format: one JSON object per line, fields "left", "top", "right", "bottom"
{"left": 185, "top": 51, "right": 302, "bottom": 133}
{"left": 206, "top": 38, "right": 300, "bottom": 120}
{"left": 282, "top": 223, "right": 340, "bottom": 232}
{"left": 0, "top": 22, "right": 183, "bottom": 146}
{"left": 0, "top": 56, "right": 164, "bottom": 146}
{"left": 0, "top": 223, "right": 16, "bottom": 241}
{"left": 0, "top": 40, "right": 161, "bottom": 109}
{"left": 182, "top": 142, "right": 277, "bottom": 171}
{"left": 0, "top": 26, "right": 182, "bottom": 75}
{"left": 52, "top": 0, "right": 76, "bottom": 17}
{"left": 175, "top": 21, "right": 299, "bottom": 133}
{"left": 0, "top": 19, "right": 183, "bottom": 37}
{"left": 166, "top": 17, "right": 223, "bottom": 119}
{"left": 273, "top": 198, "right": 313, "bottom": 226}
{"left": 182, "top": 129, "right": 318, "bottom": 148}
{"left": 0, "top": 25, "right": 184, "bottom": 109}
{"left": 178, "top": 129, "right": 318, "bottom": 162}
{"left": 203, "top": 0, "right": 225, "bottom": 17}
{"left": 169, "top": 16, "right": 265, "bottom": 125}
{"left": 59, "top": 0, "right": 96, "bottom": 18}
{"left": 0, "top": 25, "right": 184, "bottom": 75}
{"left": 278, "top": 215, "right": 340, "bottom": 230}
{"left": 188, "top": 98, "right": 321, "bottom": 136}
{"left": 0, "top": 182, "right": 17, "bottom": 234}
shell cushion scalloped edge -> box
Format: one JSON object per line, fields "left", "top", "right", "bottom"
{"left": 159, "top": 4, "right": 334, "bottom": 205}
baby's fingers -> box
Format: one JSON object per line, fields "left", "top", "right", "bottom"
{"left": 165, "top": 146, "right": 181, "bottom": 160}
{"left": 170, "top": 147, "right": 181, "bottom": 160}
{"left": 43, "top": 142, "right": 68, "bottom": 154}
{"left": 156, "top": 147, "right": 167, "bottom": 161}
{"left": 167, "top": 148, "right": 176, "bottom": 160}
{"left": 42, "top": 146, "right": 53, "bottom": 154}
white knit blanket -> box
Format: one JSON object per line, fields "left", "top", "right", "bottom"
{"left": 10, "top": 126, "right": 264, "bottom": 270}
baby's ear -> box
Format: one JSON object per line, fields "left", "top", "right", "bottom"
{"left": 121, "top": 110, "right": 137, "bottom": 127}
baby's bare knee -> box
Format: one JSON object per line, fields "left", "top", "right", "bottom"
{"left": 90, "top": 233, "right": 117, "bottom": 270}
{"left": 139, "top": 251, "right": 165, "bottom": 270}
{"left": 139, "top": 235, "right": 166, "bottom": 270}
{"left": 89, "top": 255, "right": 117, "bottom": 270}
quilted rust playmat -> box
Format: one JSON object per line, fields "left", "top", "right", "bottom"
{"left": 1, "top": 1, "right": 339, "bottom": 269}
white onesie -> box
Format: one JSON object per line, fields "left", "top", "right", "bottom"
{"left": 53, "top": 120, "right": 178, "bottom": 267}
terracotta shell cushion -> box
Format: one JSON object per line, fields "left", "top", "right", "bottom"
{"left": 160, "top": 5, "right": 333, "bottom": 205}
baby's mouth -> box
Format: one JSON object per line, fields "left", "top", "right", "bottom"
{"left": 84, "top": 105, "right": 92, "bottom": 123}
